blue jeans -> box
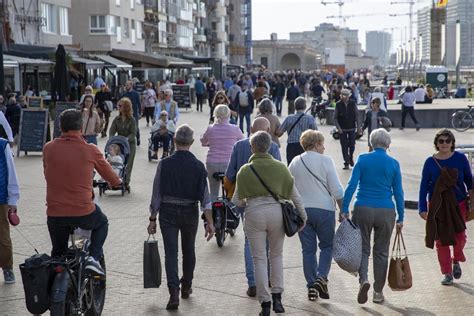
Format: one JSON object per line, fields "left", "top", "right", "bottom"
{"left": 273, "top": 96, "right": 283, "bottom": 114}
{"left": 298, "top": 208, "right": 335, "bottom": 288}
{"left": 239, "top": 112, "right": 251, "bottom": 136}
{"left": 84, "top": 135, "right": 97, "bottom": 145}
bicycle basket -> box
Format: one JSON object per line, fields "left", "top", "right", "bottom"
{"left": 19, "top": 253, "right": 52, "bottom": 314}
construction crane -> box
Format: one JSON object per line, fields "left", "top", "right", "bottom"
{"left": 326, "top": 13, "right": 388, "bottom": 27}
{"left": 321, "top": 0, "right": 353, "bottom": 27}
{"left": 390, "top": 0, "right": 416, "bottom": 45}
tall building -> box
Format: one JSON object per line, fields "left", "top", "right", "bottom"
{"left": 193, "top": 0, "right": 209, "bottom": 57}
{"left": 445, "top": 0, "right": 474, "bottom": 67}
{"left": 366, "top": 31, "right": 391, "bottom": 66}
{"left": 417, "top": 5, "right": 446, "bottom": 65}
{"left": 204, "top": 0, "right": 228, "bottom": 62}
{"left": 228, "top": 0, "right": 252, "bottom": 65}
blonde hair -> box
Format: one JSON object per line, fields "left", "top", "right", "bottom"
{"left": 300, "top": 130, "right": 325, "bottom": 151}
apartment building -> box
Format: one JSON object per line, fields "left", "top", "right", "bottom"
{"left": 366, "top": 31, "right": 392, "bottom": 66}
{"left": 70, "top": 0, "right": 145, "bottom": 53}
{"left": 204, "top": 0, "right": 228, "bottom": 62}
{"left": 445, "top": 0, "right": 474, "bottom": 67}
{"left": 417, "top": 6, "right": 446, "bottom": 65}
{"left": 228, "top": 0, "right": 252, "bottom": 65}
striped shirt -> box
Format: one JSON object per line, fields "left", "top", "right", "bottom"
{"left": 279, "top": 112, "right": 317, "bottom": 143}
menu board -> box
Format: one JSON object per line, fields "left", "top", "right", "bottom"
{"left": 28, "top": 97, "right": 43, "bottom": 109}
{"left": 53, "top": 102, "right": 79, "bottom": 138}
{"left": 17, "top": 109, "right": 49, "bottom": 156}
{"left": 172, "top": 84, "right": 191, "bottom": 109}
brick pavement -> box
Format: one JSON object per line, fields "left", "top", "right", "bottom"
{"left": 1, "top": 102, "right": 473, "bottom": 315}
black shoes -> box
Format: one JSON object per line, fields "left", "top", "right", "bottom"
{"left": 349, "top": 157, "right": 355, "bottom": 167}
{"left": 166, "top": 288, "right": 180, "bottom": 310}
{"left": 343, "top": 164, "right": 350, "bottom": 170}
{"left": 260, "top": 301, "right": 271, "bottom": 316}
{"left": 314, "top": 277, "right": 330, "bottom": 299}
{"left": 181, "top": 284, "right": 193, "bottom": 299}
{"left": 357, "top": 282, "right": 370, "bottom": 304}
{"left": 272, "top": 293, "right": 285, "bottom": 313}
{"left": 247, "top": 286, "right": 257, "bottom": 297}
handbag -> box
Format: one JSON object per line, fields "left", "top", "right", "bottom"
{"left": 388, "top": 230, "right": 413, "bottom": 291}
{"left": 333, "top": 219, "right": 362, "bottom": 274}
{"left": 249, "top": 165, "right": 303, "bottom": 237}
{"left": 143, "top": 235, "right": 162, "bottom": 288}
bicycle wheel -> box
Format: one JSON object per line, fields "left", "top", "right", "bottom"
{"left": 451, "top": 111, "right": 472, "bottom": 132}
{"left": 85, "top": 259, "right": 106, "bottom": 316}
{"left": 215, "top": 228, "right": 226, "bottom": 247}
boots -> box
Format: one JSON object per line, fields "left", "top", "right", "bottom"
{"left": 181, "top": 283, "right": 193, "bottom": 299}
{"left": 259, "top": 301, "right": 271, "bottom": 316}
{"left": 166, "top": 288, "right": 180, "bottom": 310}
{"left": 272, "top": 293, "right": 285, "bottom": 313}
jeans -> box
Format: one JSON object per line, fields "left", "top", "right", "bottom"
{"left": 196, "top": 94, "right": 204, "bottom": 111}
{"left": 152, "top": 132, "right": 170, "bottom": 152}
{"left": 84, "top": 135, "right": 97, "bottom": 145}
{"left": 47, "top": 204, "right": 108, "bottom": 260}
{"left": 286, "top": 142, "right": 305, "bottom": 165}
{"left": 298, "top": 208, "right": 335, "bottom": 287}
{"left": 239, "top": 112, "right": 251, "bottom": 136}
{"left": 352, "top": 206, "right": 395, "bottom": 292}
{"left": 401, "top": 105, "right": 419, "bottom": 128}
{"left": 339, "top": 131, "right": 356, "bottom": 165}
{"left": 134, "top": 116, "right": 140, "bottom": 144}
{"left": 0, "top": 205, "right": 13, "bottom": 269}
{"left": 273, "top": 96, "right": 283, "bottom": 115}
{"left": 288, "top": 100, "right": 296, "bottom": 115}
{"left": 159, "top": 203, "right": 199, "bottom": 289}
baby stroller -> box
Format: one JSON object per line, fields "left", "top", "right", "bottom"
{"left": 96, "top": 136, "right": 130, "bottom": 196}
{"left": 147, "top": 130, "right": 175, "bottom": 162}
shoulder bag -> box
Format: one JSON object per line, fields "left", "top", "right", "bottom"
{"left": 387, "top": 230, "right": 412, "bottom": 291}
{"left": 249, "top": 165, "right": 303, "bottom": 237}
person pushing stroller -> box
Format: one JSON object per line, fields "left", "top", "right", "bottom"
{"left": 151, "top": 110, "right": 176, "bottom": 159}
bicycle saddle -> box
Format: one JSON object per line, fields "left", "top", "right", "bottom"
{"left": 213, "top": 172, "right": 226, "bottom": 180}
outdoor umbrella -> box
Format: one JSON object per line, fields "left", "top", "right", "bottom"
{"left": 52, "top": 44, "right": 68, "bottom": 102}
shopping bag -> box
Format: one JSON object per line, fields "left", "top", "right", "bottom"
{"left": 143, "top": 235, "right": 162, "bottom": 288}
{"left": 388, "top": 230, "right": 412, "bottom": 291}
{"left": 333, "top": 219, "right": 362, "bottom": 274}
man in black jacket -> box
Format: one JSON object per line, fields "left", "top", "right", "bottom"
{"left": 334, "top": 89, "right": 361, "bottom": 169}
{"left": 95, "top": 83, "right": 113, "bottom": 138}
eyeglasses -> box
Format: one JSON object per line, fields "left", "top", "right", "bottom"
{"left": 437, "top": 138, "right": 452, "bottom": 144}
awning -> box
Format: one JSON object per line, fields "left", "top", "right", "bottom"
{"left": 71, "top": 56, "right": 104, "bottom": 69}
{"left": 94, "top": 55, "right": 133, "bottom": 69}
{"left": 182, "top": 54, "right": 213, "bottom": 63}
{"left": 3, "top": 59, "right": 19, "bottom": 68}
{"left": 110, "top": 49, "right": 193, "bottom": 68}
{"left": 3, "top": 54, "right": 53, "bottom": 66}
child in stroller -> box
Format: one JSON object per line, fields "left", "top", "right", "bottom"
{"left": 149, "top": 110, "right": 176, "bottom": 160}
{"left": 106, "top": 144, "right": 124, "bottom": 175}
{"left": 97, "top": 136, "right": 130, "bottom": 196}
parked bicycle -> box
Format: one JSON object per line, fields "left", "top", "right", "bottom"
{"left": 451, "top": 105, "right": 474, "bottom": 132}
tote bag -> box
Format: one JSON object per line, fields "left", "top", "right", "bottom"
{"left": 333, "top": 219, "right": 362, "bottom": 274}
{"left": 143, "top": 235, "right": 162, "bottom": 288}
{"left": 388, "top": 230, "right": 413, "bottom": 291}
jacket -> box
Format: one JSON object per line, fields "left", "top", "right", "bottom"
{"left": 426, "top": 167, "right": 466, "bottom": 249}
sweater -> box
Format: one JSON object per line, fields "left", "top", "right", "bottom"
{"left": 236, "top": 153, "right": 294, "bottom": 200}
{"left": 109, "top": 116, "right": 137, "bottom": 144}
{"left": 200, "top": 121, "right": 244, "bottom": 164}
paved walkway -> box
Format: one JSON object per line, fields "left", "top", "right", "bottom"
{"left": 1, "top": 102, "right": 473, "bottom": 315}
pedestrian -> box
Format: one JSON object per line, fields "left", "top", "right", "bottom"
{"left": 194, "top": 77, "right": 205, "bottom": 112}
{"left": 148, "top": 124, "right": 215, "bottom": 310}
{"left": 234, "top": 82, "right": 254, "bottom": 137}
{"left": 206, "top": 77, "right": 217, "bottom": 114}
{"left": 253, "top": 81, "right": 267, "bottom": 104}
{"left": 277, "top": 97, "right": 317, "bottom": 165}
{"left": 231, "top": 131, "right": 307, "bottom": 316}
{"left": 142, "top": 82, "right": 157, "bottom": 127}
{"left": 418, "top": 129, "right": 472, "bottom": 285}
{"left": 272, "top": 77, "right": 286, "bottom": 116}
{"left": 286, "top": 80, "right": 300, "bottom": 115}
{"left": 425, "top": 84, "right": 434, "bottom": 103}
{"left": 0, "top": 135, "right": 20, "bottom": 284}
{"left": 362, "top": 98, "right": 390, "bottom": 151}
{"left": 121, "top": 80, "right": 142, "bottom": 145}
{"left": 201, "top": 104, "right": 244, "bottom": 201}
{"left": 154, "top": 89, "right": 180, "bottom": 124}
{"left": 400, "top": 86, "right": 420, "bottom": 131}
{"left": 256, "top": 98, "right": 281, "bottom": 147}
{"left": 227, "top": 80, "right": 241, "bottom": 107}
{"left": 4, "top": 97, "right": 21, "bottom": 139}
{"left": 150, "top": 111, "right": 175, "bottom": 159}
{"left": 93, "top": 74, "right": 105, "bottom": 90}
{"left": 387, "top": 82, "right": 395, "bottom": 100}
{"left": 288, "top": 130, "right": 344, "bottom": 301}
{"left": 369, "top": 87, "right": 387, "bottom": 112}
{"left": 18, "top": 96, "right": 28, "bottom": 109}
{"left": 0, "top": 111, "right": 13, "bottom": 145}
{"left": 342, "top": 128, "right": 404, "bottom": 305}
{"left": 225, "top": 117, "right": 281, "bottom": 298}
{"left": 80, "top": 95, "right": 102, "bottom": 145}
{"left": 334, "top": 88, "right": 361, "bottom": 170}
{"left": 109, "top": 98, "right": 137, "bottom": 186}
{"left": 95, "top": 83, "right": 113, "bottom": 138}
{"left": 210, "top": 90, "right": 236, "bottom": 124}
{"left": 79, "top": 85, "right": 95, "bottom": 105}
{"left": 414, "top": 85, "right": 427, "bottom": 104}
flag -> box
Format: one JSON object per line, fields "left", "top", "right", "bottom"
{"left": 436, "top": 0, "right": 448, "bottom": 7}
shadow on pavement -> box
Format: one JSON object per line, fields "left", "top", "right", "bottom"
{"left": 384, "top": 303, "right": 437, "bottom": 315}
{"left": 452, "top": 283, "right": 474, "bottom": 296}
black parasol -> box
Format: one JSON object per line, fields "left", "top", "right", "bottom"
{"left": 52, "top": 44, "right": 68, "bottom": 101}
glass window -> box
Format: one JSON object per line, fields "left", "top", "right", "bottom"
{"left": 136, "top": 21, "right": 143, "bottom": 39}
{"left": 59, "top": 7, "right": 69, "bottom": 35}
{"left": 116, "top": 0, "right": 120, "bottom": 6}
{"left": 41, "top": 3, "right": 57, "bottom": 33}
{"left": 123, "top": 18, "right": 129, "bottom": 38}
{"left": 90, "top": 15, "right": 107, "bottom": 34}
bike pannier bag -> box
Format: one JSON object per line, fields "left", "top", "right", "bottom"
{"left": 226, "top": 204, "right": 241, "bottom": 230}
{"left": 19, "top": 253, "right": 52, "bottom": 314}
{"left": 239, "top": 91, "right": 249, "bottom": 107}
{"left": 333, "top": 219, "right": 362, "bottom": 274}
{"left": 143, "top": 235, "right": 162, "bottom": 288}
{"left": 388, "top": 231, "right": 413, "bottom": 291}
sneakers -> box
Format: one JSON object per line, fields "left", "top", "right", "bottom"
{"left": 314, "top": 277, "right": 330, "bottom": 299}
{"left": 307, "top": 286, "right": 318, "bottom": 301}
{"left": 3, "top": 269, "right": 15, "bottom": 284}
{"left": 85, "top": 257, "right": 105, "bottom": 276}
{"left": 373, "top": 291, "right": 385, "bottom": 304}
{"left": 453, "top": 262, "right": 462, "bottom": 279}
{"left": 441, "top": 273, "right": 453, "bottom": 285}
{"left": 357, "top": 281, "right": 370, "bottom": 304}
{"left": 343, "top": 164, "right": 350, "bottom": 170}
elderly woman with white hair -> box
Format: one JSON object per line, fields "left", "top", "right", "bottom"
{"left": 201, "top": 104, "right": 244, "bottom": 201}
{"left": 257, "top": 98, "right": 281, "bottom": 147}
{"left": 342, "top": 128, "right": 404, "bottom": 305}
{"left": 232, "top": 131, "right": 306, "bottom": 316}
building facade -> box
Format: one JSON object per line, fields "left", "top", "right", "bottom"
{"left": 227, "top": 0, "right": 252, "bottom": 65}
{"left": 417, "top": 6, "right": 446, "bottom": 65}
{"left": 445, "top": 0, "right": 474, "bottom": 67}
{"left": 366, "top": 31, "right": 391, "bottom": 66}
{"left": 70, "top": 0, "right": 145, "bottom": 53}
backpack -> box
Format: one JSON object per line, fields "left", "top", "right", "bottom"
{"left": 239, "top": 91, "right": 249, "bottom": 107}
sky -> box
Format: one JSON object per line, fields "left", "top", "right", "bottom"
{"left": 252, "top": 0, "right": 435, "bottom": 52}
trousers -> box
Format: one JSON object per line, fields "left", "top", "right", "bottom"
{"left": 0, "top": 205, "right": 13, "bottom": 269}
{"left": 339, "top": 131, "right": 356, "bottom": 165}
{"left": 286, "top": 142, "right": 305, "bottom": 166}
{"left": 401, "top": 105, "right": 419, "bottom": 128}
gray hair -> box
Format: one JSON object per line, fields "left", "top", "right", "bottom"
{"left": 341, "top": 88, "right": 351, "bottom": 96}
{"left": 374, "top": 87, "right": 381, "bottom": 93}
{"left": 165, "top": 88, "right": 173, "bottom": 96}
{"left": 174, "top": 124, "right": 194, "bottom": 146}
{"left": 258, "top": 98, "right": 273, "bottom": 114}
{"left": 250, "top": 131, "right": 272, "bottom": 154}
{"left": 214, "top": 104, "right": 230, "bottom": 123}
{"left": 370, "top": 128, "right": 391, "bottom": 149}
{"left": 295, "top": 97, "right": 306, "bottom": 111}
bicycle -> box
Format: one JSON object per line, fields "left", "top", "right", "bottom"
{"left": 211, "top": 172, "right": 240, "bottom": 248}
{"left": 451, "top": 105, "right": 473, "bottom": 132}
{"left": 49, "top": 228, "right": 106, "bottom": 316}
{"left": 309, "top": 97, "right": 328, "bottom": 125}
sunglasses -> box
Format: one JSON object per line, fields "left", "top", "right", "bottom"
{"left": 437, "top": 138, "right": 452, "bottom": 144}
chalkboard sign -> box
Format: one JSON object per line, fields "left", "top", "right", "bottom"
{"left": 17, "top": 109, "right": 49, "bottom": 156}
{"left": 172, "top": 84, "right": 191, "bottom": 109}
{"left": 53, "top": 102, "right": 78, "bottom": 138}
{"left": 135, "top": 83, "right": 145, "bottom": 94}
{"left": 28, "top": 97, "right": 43, "bottom": 109}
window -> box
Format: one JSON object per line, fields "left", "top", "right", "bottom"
{"left": 41, "top": 3, "right": 57, "bottom": 33}
{"left": 136, "top": 21, "right": 143, "bottom": 39}
{"left": 123, "top": 18, "right": 129, "bottom": 38}
{"left": 131, "top": 19, "right": 136, "bottom": 44}
{"left": 90, "top": 15, "right": 107, "bottom": 34}
{"left": 131, "top": 0, "right": 135, "bottom": 9}
{"left": 115, "top": 0, "right": 120, "bottom": 6}
{"left": 59, "top": 7, "right": 69, "bottom": 35}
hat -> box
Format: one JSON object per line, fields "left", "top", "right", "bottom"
{"left": 341, "top": 88, "right": 351, "bottom": 96}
